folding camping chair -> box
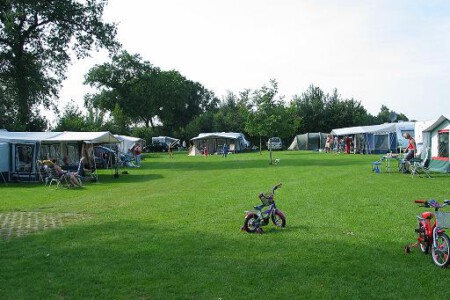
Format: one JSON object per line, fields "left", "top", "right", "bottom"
{"left": 36, "top": 160, "right": 48, "bottom": 184}
{"left": 76, "top": 157, "right": 98, "bottom": 183}
{"left": 410, "top": 147, "right": 431, "bottom": 178}
{"left": 44, "top": 165, "right": 70, "bottom": 188}
{"left": 371, "top": 158, "right": 382, "bottom": 173}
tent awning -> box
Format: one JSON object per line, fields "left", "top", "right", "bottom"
{"left": 0, "top": 131, "right": 120, "bottom": 144}
{"left": 44, "top": 131, "right": 120, "bottom": 144}
{"left": 0, "top": 131, "right": 62, "bottom": 143}
{"left": 331, "top": 122, "right": 414, "bottom": 136}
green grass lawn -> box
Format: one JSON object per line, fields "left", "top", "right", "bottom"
{"left": 0, "top": 151, "right": 449, "bottom": 299}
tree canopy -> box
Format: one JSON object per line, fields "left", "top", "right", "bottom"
{"left": 0, "top": 0, "right": 119, "bottom": 130}
{"left": 84, "top": 51, "right": 218, "bottom": 136}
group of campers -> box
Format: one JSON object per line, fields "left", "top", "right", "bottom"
{"left": 38, "top": 157, "right": 93, "bottom": 188}
{"left": 324, "top": 135, "right": 354, "bottom": 154}
{"left": 324, "top": 132, "right": 419, "bottom": 174}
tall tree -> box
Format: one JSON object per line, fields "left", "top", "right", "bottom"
{"left": 54, "top": 102, "right": 106, "bottom": 132}
{"left": 294, "top": 85, "right": 327, "bottom": 133}
{"left": 245, "top": 79, "right": 299, "bottom": 163}
{"left": 377, "top": 105, "right": 409, "bottom": 123}
{"left": 85, "top": 51, "right": 160, "bottom": 128}
{"left": 85, "top": 51, "right": 218, "bottom": 134}
{"left": 0, "top": 0, "right": 119, "bottom": 130}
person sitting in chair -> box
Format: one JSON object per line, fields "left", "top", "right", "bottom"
{"left": 51, "top": 159, "right": 83, "bottom": 187}
{"left": 401, "top": 133, "right": 416, "bottom": 173}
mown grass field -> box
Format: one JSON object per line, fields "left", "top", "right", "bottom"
{"left": 0, "top": 151, "right": 449, "bottom": 299}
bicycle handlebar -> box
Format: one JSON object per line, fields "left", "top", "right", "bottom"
{"left": 414, "top": 199, "right": 450, "bottom": 209}
{"left": 259, "top": 183, "right": 282, "bottom": 200}
{"left": 273, "top": 183, "right": 282, "bottom": 192}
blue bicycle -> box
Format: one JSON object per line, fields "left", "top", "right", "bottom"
{"left": 242, "top": 183, "right": 286, "bottom": 233}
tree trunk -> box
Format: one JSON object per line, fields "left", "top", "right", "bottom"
{"left": 14, "top": 52, "right": 30, "bottom": 131}
{"left": 269, "top": 137, "right": 273, "bottom": 165}
{"left": 259, "top": 136, "right": 262, "bottom": 155}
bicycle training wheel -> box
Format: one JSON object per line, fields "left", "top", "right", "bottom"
{"left": 271, "top": 210, "right": 286, "bottom": 228}
{"left": 417, "top": 224, "right": 430, "bottom": 254}
{"left": 431, "top": 232, "right": 450, "bottom": 268}
{"left": 243, "top": 214, "right": 259, "bottom": 233}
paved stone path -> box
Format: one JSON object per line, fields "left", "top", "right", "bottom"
{"left": 0, "top": 211, "right": 87, "bottom": 240}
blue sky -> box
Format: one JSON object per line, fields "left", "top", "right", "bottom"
{"left": 59, "top": 0, "right": 450, "bottom": 122}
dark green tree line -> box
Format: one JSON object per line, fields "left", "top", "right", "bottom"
{"left": 294, "top": 85, "right": 407, "bottom": 133}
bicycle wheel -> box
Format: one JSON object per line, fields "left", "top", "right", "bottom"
{"left": 431, "top": 232, "right": 450, "bottom": 268}
{"left": 417, "top": 223, "right": 430, "bottom": 254}
{"left": 271, "top": 210, "right": 286, "bottom": 228}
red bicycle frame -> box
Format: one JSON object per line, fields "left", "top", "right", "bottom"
{"left": 405, "top": 199, "right": 450, "bottom": 268}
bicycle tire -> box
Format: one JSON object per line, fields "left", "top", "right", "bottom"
{"left": 431, "top": 232, "right": 450, "bottom": 268}
{"left": 271, "top": 210, "right": 286, "bottom": 228}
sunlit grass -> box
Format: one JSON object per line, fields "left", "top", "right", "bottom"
{"left": 0, "top": 151, "right": 449, "bottom": 299}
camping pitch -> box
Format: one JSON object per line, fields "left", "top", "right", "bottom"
{"left": 0, "top": 131, "right": 120, "bottom": 182}
{"left": 331, "top": 122, "right": 415, "bottom": 154}
{"left": 190, "top": 132, "right": 250, "bottom": 155}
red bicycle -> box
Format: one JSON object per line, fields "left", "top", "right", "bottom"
{"left": 405, "top": 199, "right": 450, "bottom": 268}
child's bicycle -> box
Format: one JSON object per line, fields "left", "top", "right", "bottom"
{"left": 405, "top": 199, "right": 450, "bottom": 268}
{"left": 241, "top": 183, "right": 286, "bottom": 233}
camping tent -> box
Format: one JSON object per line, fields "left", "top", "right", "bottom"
{"left": 0, "top": 131, "right": 119, "bottom": 182}
{"left": 331, "top": 122, "right": 415, "bottom": 154}
{"left": 114, "top": 135, "right": 145, "bottom": 154}
{"left": 288, "top": 133, "right": 327, "bottom": 151}
{"left": 422, "top": 115, "right": 450, "bottom": 173}
{"left": 190, "top": 132, "right": 250, "bottom": 154}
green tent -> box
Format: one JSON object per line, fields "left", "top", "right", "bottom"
{"left": 288, "top": 132, "right": 328, "bottom": 151}
{"left": 422, "top": 115, "right": 449, "bottom": 173}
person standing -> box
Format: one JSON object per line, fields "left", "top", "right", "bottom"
{"left": 222, "top": 144, "right": 229, "bottom": 158}
{"left": 134, "top": 144, "right": 142, "bottom": 167}
{"left": 325, "top": 135, "right": 333, "bottom": 153}
{"left": 345, "top": 136, "right": 351, "bottom": 154}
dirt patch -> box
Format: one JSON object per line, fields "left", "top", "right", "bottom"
{"left": 0, "top": 211, "right": 89, "bottom": 240}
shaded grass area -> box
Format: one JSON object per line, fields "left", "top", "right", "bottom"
{"left": 0, "top": 151, "right": 449, "bottom": 299}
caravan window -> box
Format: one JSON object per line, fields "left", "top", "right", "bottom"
{"left": 438, "top": 130, "right": 449, "bottom": 158}
{"left": 15, "top": 144, "right": 34, "bottom": 172}
{"left": 63, "top": 143, "right": 80, "bottom": 165}
{"left": 40, "top": 144, "right": 61, "bottom": 161}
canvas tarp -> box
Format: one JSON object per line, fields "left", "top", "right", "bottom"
{"left": 114, "top": 135, "right": 145, "bottom": 153}
{"left": 0, "top": 142, "right": 9, "bottom": 173}
{"left": 288, "top": 133, "right": 327, "bottom": 151}
{"left": 44, "top": 131, "right": 120, "bottom": 144}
